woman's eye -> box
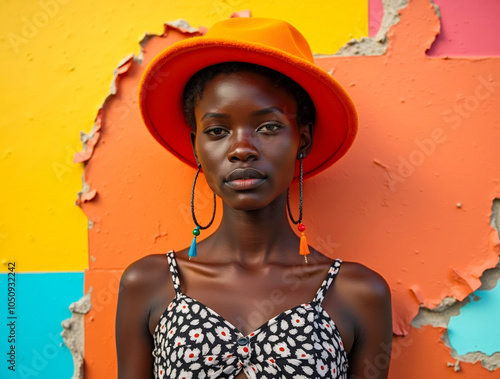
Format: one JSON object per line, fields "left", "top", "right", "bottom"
{"left": 258, "top": 123, "right": 283, "bottom": 133}
{"left": 205, "top": 127, "right": 228, "bottom": 136}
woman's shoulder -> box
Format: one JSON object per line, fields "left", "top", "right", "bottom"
{"left": 336, "top": 260, "right": 390, "bottom": 298}
{"left": 327, "top": 260, "right": 392, "bottom": 335}
{"left": 119, "top": 252, "right": 172, "bottom": 293}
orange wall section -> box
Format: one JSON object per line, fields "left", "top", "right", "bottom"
{"left": 315, "top": 0, "right": 500, "bottom": 334}
{"left": 80, "top": 0, "right": 500, "bottom": 377}
{"left": 84, "top": 269, "right": 122, "bottom": 378}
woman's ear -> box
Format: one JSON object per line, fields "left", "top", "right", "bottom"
{"left": 298, "top": 122, "right": 313, "bottom": 158}
{"left": 190, "top": 130, "right": 200, "bottom": 166}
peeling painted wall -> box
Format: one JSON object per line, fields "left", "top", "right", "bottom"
{"left": 77, "top": 2, "right": 369, "bottom": 377}
{"left": 2, "top": 0, "right": 500, "bottom": 378}
{"left": 1, "top": 0, "right": 368, "bottom": 377}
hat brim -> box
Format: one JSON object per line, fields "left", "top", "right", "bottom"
{"left": 139, "top": 37, "right": 358, "bottom": 179}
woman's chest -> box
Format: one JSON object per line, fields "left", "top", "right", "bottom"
{"left": 149, "top": 265, "right": 356, "bottom": 354}
{"left": 154, "top": 294, "right": 350, "bottom": 379}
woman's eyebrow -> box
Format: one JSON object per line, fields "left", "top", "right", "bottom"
{"left": 200, "top": 112, "right": 230, "bottom": 121}
{"left": 201, "top": 107, "right": 286, "bottom": 121}
{"left": 251, "top": 106, "right": 285, "bottom": 117}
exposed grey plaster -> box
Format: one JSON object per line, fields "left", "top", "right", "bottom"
{"left": 429, "top": 0, "right": 441, "bottom": 18}
{"left": 412, "top": 198, "right": 500, "bottom": 370}
{"left": 137, "top": 34, "right": 154, "bottom": 64}
{"left": 482, "top": 198, "right": 500, "bottom": 292}
{"left": 77, "top": 18, "right": 202, "bottom": 226}
{"left": 324, "top": 0, "right": 413, "bottom": 56}
{"left": 138, "top": 19, "right": 196, "bottom": 64}
{"left": 79, "top": 128, "right": 93, "bottom": 146}
{"left": 430, "top": 296, "right": 457, "bottom": 312}
{"left": 61, "top": 288, "right": 93, "bottom": 379}
{"left": 411, "top": 297, "right": 465, "bottom": 329}
{"left": 75, "top": 120, "right": 99, "bottom": 175}
{"left": 413, "top": 274, "right": 500, "bottom": 371}
{"left": 76, "top": 47, "right": 142, "bottom": 203}
{"left": 447, "top": 360, "right": 460, "bottom": 372}
{"left": 443, "top": 333, "right": 500, "bottom": 371}
{"left": 478, "top": 265, "right": 500, "bottom": 291}
{"left": 413, "top": 197, "right": 500, "bottom": 327}
{"left": 109, "top": 54, "right": 135, "bottom": 95}
{"left": 491, "top": 198, "right": 500, "bottom": 236}
{"left": 76, "top": 174, "right": 92, "bottom": 203}
{"left": 166, "top": 19, "right": 198, "bottom": 33}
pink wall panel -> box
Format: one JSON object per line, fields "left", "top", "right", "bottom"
{"left": 369, "top": 0, "right": 384, "bottom": 36}
{"left": 429, "top": 0, "right": 500, "bottom": 56}
{"left": 371, "top": 1, "right": 500, "bottom": 56}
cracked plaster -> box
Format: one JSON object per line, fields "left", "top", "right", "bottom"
{"left": 412, "top": 199, "right": 500, "bottom": 370}
{"left": 333, "top": 0, "right": 411, "bottom": 56}
{"left": 61, "top": 288, "right": 93, "bottom": 379}
{"left": 75, "top": 0, "right": 500, "bottom": 376}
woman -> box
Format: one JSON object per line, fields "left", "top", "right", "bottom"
{"left": 116, "top": 18, "right": 392, "bottom": 378}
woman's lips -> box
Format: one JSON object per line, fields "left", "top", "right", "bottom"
{"left": 225, "top": 168, "right": 266, "bottom": 190}
{"left": 225, "top": 178, "right": 266, "bottom": 190}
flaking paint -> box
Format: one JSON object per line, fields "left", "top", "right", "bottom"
{"left": 81, "top": 1, "right": 500, "bottom": 377}
{"left": 1, "top": 0, "right": 367, "bottom": 376}
{"left": 84, "top": 1, "right": 500, "bottom": 376}
{"left": 2, "top": 0, "right": 500, "bottom": 377}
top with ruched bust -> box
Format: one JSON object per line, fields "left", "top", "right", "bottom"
{"left": 153, "top": 251, "right": 348, "bottom": 379}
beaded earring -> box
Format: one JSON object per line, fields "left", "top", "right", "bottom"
{"left": 189, "top": 165, "right": 216, "bottom": 259}
{"left": 287, "top": 153, "right": 310, "bottom": 263}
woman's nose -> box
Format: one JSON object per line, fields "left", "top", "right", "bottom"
{"left": 228, "top": 129, "right": 259, "bottom": 162}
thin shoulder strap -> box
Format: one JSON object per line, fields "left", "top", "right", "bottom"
{"left": 313, "top": 259, "right": 342, "bottom": 304}
{"left": 166, "top": 250, "right": 182, "bottom": 295}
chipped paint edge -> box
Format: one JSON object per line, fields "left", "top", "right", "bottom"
{"left": 61, "top": 288, "right": 93, "bottom": 379}
{"left": 412, "top": 199, "right": 500, "bottom": 370}
{"left": 315, "top": 0, "right": 413, "bottom": 57}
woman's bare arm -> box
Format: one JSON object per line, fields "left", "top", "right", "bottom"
{"left": 334, "top": 263, "right": 393, "bottom": 379}
{"left": 116, "top": 256, "right": 169, "bottom": 379}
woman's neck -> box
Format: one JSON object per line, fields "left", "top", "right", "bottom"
{"left": 208, "top": 193, "right": 299, "bottom": 266}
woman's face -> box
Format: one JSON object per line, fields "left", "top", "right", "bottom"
{"left": 192, "top": 71, "right": 311, "bottom": 211}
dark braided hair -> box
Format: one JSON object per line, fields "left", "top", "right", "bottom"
{"left": 182, "top": 62, "right": 316, "bottom": 129}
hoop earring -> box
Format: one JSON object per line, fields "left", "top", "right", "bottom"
{"left": 189, "top": 165, "right": 216, "bottom": 259}
{"left": 287, "top": 153, "right": 310, "bottom": 263}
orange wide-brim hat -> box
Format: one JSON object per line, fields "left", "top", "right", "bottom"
{"left": 139, "top": 17, "right": 358, "bottom": 179}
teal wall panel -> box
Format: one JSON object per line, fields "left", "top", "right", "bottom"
{"left": 1, "top": 271, "right": 84, "bottom": 378}
{"left": 448, "top": 285, "right": 500, "bottom": 356}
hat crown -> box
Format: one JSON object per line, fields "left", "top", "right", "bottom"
{"left": 205, "top": 18, "right": 314, "bottom": 63}
{"left": 139, "top": 17, "right": 357, "bottom": 179}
